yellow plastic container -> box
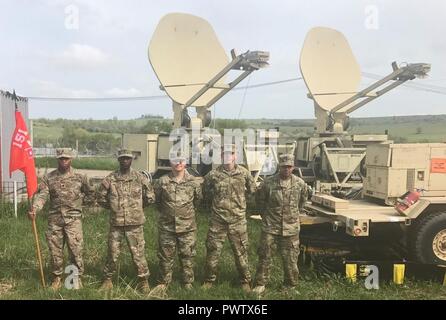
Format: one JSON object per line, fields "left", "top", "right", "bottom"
{"left": 393, "top": 264, "right": 405, "bottom": 285}
{"left": 345, "top": 264, "right": 357, "bottom": 283}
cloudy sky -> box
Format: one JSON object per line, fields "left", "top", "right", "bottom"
{"left": 0, "top": 0, "right": 445, "bottom": 120}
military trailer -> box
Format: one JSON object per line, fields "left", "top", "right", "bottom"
{"left": 301, "top": 142, "right": 446, "bottom": 265}
{"left": 291, "top": 27, "right": 445, "bottom": 266}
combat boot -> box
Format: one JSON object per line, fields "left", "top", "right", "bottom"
{"left": 73, "top": 278, "right": 83, "bottom": 290}
{"left": 99, "top": 278, "right": 113, "bottom": 291}
{"left": 252, "top": 285, "right": 265, "bottom": 295}
{"left": 282, "top": 285, "right": 300, "bottom": 296}
{"left": 50, "top": 276, "right": 62, "bottom": 291}
{"left": 201, "top": 281, "right": 213, "bottom": 290}
{"left": 138, "top": 278, "right": 150, "bottom": 294}
{"left": 184, "top": 283, "right": 193, "bottom": 291}
{"left": 241, "top": 283, "right": 251, "bottom": 293}
{"left": 148, "top": 284, "right": 168, "bottom": 299}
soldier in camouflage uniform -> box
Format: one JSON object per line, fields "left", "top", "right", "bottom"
{"left": 150, "top": 154, "right": 203, "bottom": 296}
{"left": 202, "top": 144, "right": 256, "bottom": 292}
{"left": 28, "top": 148, "right": 95, "bottom": 290}
{"left": 252, "top": 154, "right": 308, "bottom": 295}
{"left": 97, "top": 149, "right": 155, "bottom": 293}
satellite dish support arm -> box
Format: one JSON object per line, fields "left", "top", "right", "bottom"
{"left": 176, "top": 50, "right": 268, "bottom": 129}
{"left": 330, "top": 67, "right": 407, "bottom": 114}
{"left": 183, "top": 53, "right": 245, "bottom": 109}
{"left": 319, "top": 62, "right": 430, "bottom": 132}
{"left": 330, "top": 62, "right": 430, "bottom": 115}
{"left": 205, "top": 70, "right": 253, "bottom": 108}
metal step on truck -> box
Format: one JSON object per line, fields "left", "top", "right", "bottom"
{"left": 301, "top": 142, "right": 446, "bottom": 265}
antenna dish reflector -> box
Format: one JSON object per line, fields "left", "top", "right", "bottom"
{"left": 300, "top": 27, "right": 361, "bottom": 112}
{"left": 149, "top": 13, "right": 229, "bottom": 107}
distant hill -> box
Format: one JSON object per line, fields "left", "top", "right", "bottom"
{"left": 32, "top": 114, "right": 446, "bottom": 153}
{"left": 245, "top": 114, "right": 446, "bottom": 143}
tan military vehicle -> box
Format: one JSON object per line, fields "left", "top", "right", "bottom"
{"left": 295, "top": 27, "right": 430, "bottom": 198}
{"left": 293, "top": 27, "right": 445, "bottom": 266}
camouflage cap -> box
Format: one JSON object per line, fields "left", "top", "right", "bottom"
{"left": 279, "top": 154, "right": 294, "bottom": 166}
{"left": 169, "top": 149, "right": 188, "bottom": 163}
{"left": 56, "top": 148, "right": 76, "bottom": 159}
{"left": 117, "top": 148, "right": 134, "bottom": 159}
{"left": 222, "top": 143, "right": 237, "bottom": 154}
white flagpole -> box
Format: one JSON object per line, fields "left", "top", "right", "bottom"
{"left": 13, "top": 180, "right": 17, "bottom": 218}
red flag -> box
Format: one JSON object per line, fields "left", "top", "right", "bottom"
{"left": 9, "top": 110, "right": 38, "bottom": 198}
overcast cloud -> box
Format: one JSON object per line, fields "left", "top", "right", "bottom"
{"left": 0, "top": 0, "right": 444, "bottom": 119}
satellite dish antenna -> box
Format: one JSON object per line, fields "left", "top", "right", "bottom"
{"left": 300, "top": 27, "right": 360, "bottom": 133}
{"left": 149, "top": 13, "right": 269, "bottom": 128}
{"left": 149, "top": 13, "right": 229, "bottom": 107}
{"left": 300, "top": 26, "right": 431, "bottom": 134}
{"left": 300, "top": 27, "right": 361, "bottom": 113}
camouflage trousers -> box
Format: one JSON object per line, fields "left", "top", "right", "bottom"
{"left": 204, "top": 218, "right": 251, "bottom": 284}
{"left": 157, "top": 229, "right": 196, "bottom": 285}
{"left": 103, "top": 224, "right": 149, "bottom": 279}
{"left": 254, "top": 232, "right": 300, "bottom": 287}
{"left": 45, "top": 214, "right": 84, "bottom": 277}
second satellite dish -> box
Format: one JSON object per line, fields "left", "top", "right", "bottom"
{"left": 149, "top": 13, "right": 229, "bottom": 107}
{"left": 300, "top": 27, "right": 361, "bottom": 112}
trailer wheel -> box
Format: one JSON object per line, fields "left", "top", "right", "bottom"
{"left": 410, "top": 211, "right": 446, "bottom": 264}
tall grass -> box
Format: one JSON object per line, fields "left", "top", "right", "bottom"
{"left": 0, "top": 206, "right": 445, "bottom": 300}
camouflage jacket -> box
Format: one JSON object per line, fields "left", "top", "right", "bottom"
{"left": 97, "top": 168, "right": 155, "bottom": 226}
{"left": 32, "top": 168, "right": 95, "bottom": 217}
{"left": 256, "top": 173, "right": 308, "bottom": 236}
{"left": 203, "top": 164, "right": 256, "bottom": 224}
{"left": 154, "top": 171, "right": 203, "bottom": 233}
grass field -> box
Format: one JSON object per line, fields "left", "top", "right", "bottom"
{"left": 246, "top": 115, "right": 446, "bottom": 143}
{"left": 348, "top": 118, "right": 446, "bottom": 143}
{"left": 32, "top": 123, "right": 64, "bottom": 141}
{"left": 0, "top": 205, "right": 445, "bottom": 300}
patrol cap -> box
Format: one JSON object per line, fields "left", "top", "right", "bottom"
{"left": 221, "top": 143, "right": 237, "bottom": 154}
{"left": 279, "top": 154, "right": 294, "bottom": 167}
{"left": 117, "top": 148, "right": 135, "bottom": 159}
{"left": 56, "top": 148, "right": 76, "bottom": 159}
{"left": 169, "top": 150, "right": 188, "bottom": 163}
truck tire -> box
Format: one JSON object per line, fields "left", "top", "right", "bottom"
{"left": 410, "top": 211, "right": 446, "bottom": 264}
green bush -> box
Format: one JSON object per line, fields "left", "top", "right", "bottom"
{"left": 35, "top": 157, "right": 117, "bottom": 171}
